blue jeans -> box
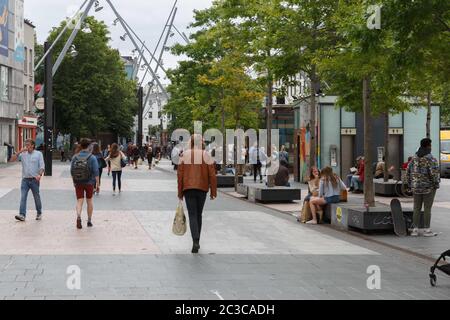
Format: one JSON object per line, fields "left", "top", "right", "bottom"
{"left": 350, "top": 175, "right": 363, "bottom": 191}
{"left": 20, "top": 178, "right": 42, "bottom": 217}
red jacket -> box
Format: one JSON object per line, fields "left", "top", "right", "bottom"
{"left": 358, "top": 160, "right": 365, "bottom": 183}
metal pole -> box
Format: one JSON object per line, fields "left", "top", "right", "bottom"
{"left": 52, "top": 0, "right": 95, "bottom": 76}
{"left": 139, "top": 0, "right": 177, "bottom": 87}
{"left": 106, "top": 0, "right": 168, "bottom": 100}
{"left": 172, "top": 25, "right": 190, "bottom": 44}
{"left": 38, "top": 0, "right": 95, "bottom": 97}
{"left": 142, "top": 7, "right": 177, "bottom": 108}
{"left": 137, "top": 87, "right": 144, "bottom": 148}
{"left": 44, "top": 42, "right": 53, "bottom": 177}
{"left": 34, "top": 0, "right": 90, "bottom": 71}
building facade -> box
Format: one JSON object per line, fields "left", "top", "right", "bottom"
{"left": 293, "top": 96, "right": 441, "bottom": 182}
{"left": 17, "top": 18, "right": 36, "bottom": 150}
{"left": 0, "top": 0, "right": 26, "bottom": 162}
{"left": 142, "top": 83, "right": 169, "bottom": 146}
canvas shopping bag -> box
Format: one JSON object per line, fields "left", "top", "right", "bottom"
{"left": 300, "top": 200, "right": 312, "bottom": 223}
{"left": 172, "top": 201, "right": 187, "bottom": 236}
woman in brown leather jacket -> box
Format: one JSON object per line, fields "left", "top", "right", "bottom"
{"left": 177, "top": 135, "right": 217, "bottom": 253}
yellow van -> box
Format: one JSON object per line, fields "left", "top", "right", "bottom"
{"left": 441, "top": 130, "right": 450, "bottom": 177}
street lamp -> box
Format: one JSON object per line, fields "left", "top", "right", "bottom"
{"left": 120, "top": 34, "right": 127, "bottom": 41}
{"left": 94, "top": 1, "right": 103, "bottom": 12}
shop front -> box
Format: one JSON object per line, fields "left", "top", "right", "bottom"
{"left": 17, "top": 116, "right": 37, "bottom": 150}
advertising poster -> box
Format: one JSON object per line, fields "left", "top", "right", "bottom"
{"left": 14, "top": 0, "right": 24, "bottom": 62}
{"left": 0, "top": 0, "right": 8, "bottom": 57}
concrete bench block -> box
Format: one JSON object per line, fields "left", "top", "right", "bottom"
{"left": 246, "top": 185, "right": 301, "bottom": 203}
{"left": 236, "top": 183, "right": 249, "bottom": 198}
{"left": 374, "top": 180, "right": 397, "bottom": 197}
{"left": 216, "top": 175, "right": 243, "bottom": 188}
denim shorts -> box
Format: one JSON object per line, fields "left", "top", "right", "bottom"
{"left": 325, "top": 195, "right": 340, "bottom": 204}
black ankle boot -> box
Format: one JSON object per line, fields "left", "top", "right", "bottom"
{"left": 191, "top": 240, "right": 200, "bottom": 254}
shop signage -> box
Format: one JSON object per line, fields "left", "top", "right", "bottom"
{"left": 18, "top": 116, "right": 38, "bottom": 127}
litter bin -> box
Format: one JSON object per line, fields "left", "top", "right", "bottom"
{"left": 4, "top": 143, "right": 13, "bottom": 162}
{"left": 0, "top": 146, "right": 7, "bottom": 164}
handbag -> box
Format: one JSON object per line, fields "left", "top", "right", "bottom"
{"left": 340, "top": 189, "right": 348, "bottom": 202}
{"left": 172, "top": 201, "right": 187, "bottom": 236}
{"left": 120, "top": 154, "right": 127, "bottom": 168}
{"left": 300, "top": 200, "right": 312, "bottom": 223}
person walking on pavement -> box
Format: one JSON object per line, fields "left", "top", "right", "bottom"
{"left": 70, "top": 139, "right": 99, "bottom": 229}
{"left": 103, "top": 145, "right": 112, "bottom": 176}
{"left": 10, "top": 139, "right": 45, "bottom": 222}
{"left": 92, "top": 143, "right": 107, "bottom": 195}
{"left": 177, "top": 134, "right": 217, "bottom": 254}
{"left": 407, "top": 138, "right": 440, "bottom": 237}
{"left": 147, "top": 144, "right": 153, "bottom": 170}
{"left": 132, "top": 144, "right": 140, "bottom": 169}
{"left": 105, "top": 143, "right": 126, "bottom": 195}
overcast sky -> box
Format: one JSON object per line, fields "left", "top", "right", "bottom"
{"left": 24, "top": 0, "right": 213, "bottom": 83}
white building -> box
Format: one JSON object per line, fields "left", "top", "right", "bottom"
{"left": 142, "top": 83, "right": 169, "bottom": 144}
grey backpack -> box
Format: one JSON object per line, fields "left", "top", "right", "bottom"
{"left": 71, "top": 154, "right": 92, "bottom": 183}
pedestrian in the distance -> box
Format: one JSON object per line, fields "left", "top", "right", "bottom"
{"left": 407, "top": 138, "right": 440, "bottom": 237}
{"left": 70, "top": 139, "right": 99, "bottom": 229}
{"left": 147, "top": 145, "right": 153, "bottom": 170}
{"left": 10, "top": 139, "right": 45, "bottom": 222}
{"left": 132, "top": 144, "right": 140, "bottom": 169}
{"left": 177, "top": 134, "right": 217, "bottom": 254}
{"left": 105, "top": 143, "right": 126, "bottom": 195}
{"left": 92, "top": 143, "right": 107, "bottom": 195}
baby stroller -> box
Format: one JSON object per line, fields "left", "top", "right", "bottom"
{"left": 429, "top": 250, "right": 450, "bottom": 287}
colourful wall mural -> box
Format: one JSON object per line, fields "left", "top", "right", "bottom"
{"left": 0, "top": 0, "right": 8, "bottom": 57}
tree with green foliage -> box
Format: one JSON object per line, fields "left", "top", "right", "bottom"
{"left": 43, "top": 17, "right": 137, "bottom": 141}
{"left": 319, "top": 0, "right": 410, "bottom": 206}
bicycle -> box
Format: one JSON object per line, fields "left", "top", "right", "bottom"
{"left": 394, "top": 169, "right": 413, "bottom": 198}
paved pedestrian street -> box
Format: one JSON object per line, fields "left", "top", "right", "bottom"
{"left": 0, "top": 161, "right": 449, "bottom": 300}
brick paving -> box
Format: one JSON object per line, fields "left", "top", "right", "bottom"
{"left": 0, "top": 160, "right": 449, "bottom": 300}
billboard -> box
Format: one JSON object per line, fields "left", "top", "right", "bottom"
{"left": 0, "top": 0, "right": 8, "bottom": 57}
{"left": 14, "top": 0, "right": 24, "bottom": 62}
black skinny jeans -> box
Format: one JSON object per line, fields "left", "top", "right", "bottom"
{"left": 112, "top": 171, "right": 122, "bottom": 191}
{"left": 184, "top": 189, "right": 207, "bottom": 241}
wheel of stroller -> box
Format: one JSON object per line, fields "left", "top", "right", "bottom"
{"left": 429, "top": 274, "right": 437, "bottom": 287}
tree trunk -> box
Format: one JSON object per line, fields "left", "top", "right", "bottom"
{"left": 383, "top": 112, "right": 389, "bottom": 182}
{"left": 363, "top": 76, "right": 375, "bottom": 207}
{"left": 426, "top": 90, "right": 431, "bottom": 139}
{"left": 266, "top": 69, "right": 275, "bottom": 188}
{"left": 309, "top": 65, "right": 318, "bottom": 172}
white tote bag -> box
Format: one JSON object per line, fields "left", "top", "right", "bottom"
{"left": 172, "top": 201, "right": 187, "bottom": 236}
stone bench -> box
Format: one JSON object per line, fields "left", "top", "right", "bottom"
{"left": 217, "top": 175, "right": 243, "bottom": 188}
{"left": 374, "top": 179, "right": 397, "bottom": 196}
{"left": 327, "top": 203, "right": 424, "bottom": 232}
{"left": 246, "top": 184, "right": 301, "bottom": 203}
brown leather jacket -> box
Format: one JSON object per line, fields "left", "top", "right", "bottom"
{"left": 177, "top": 148, "right": 217, "bottom": 199}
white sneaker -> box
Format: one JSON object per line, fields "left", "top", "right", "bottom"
{"left": 410, "top": 228, "right": 419, "bottom": 237}
{"left": 306, "top": 220, "right": 318, "bottom": 225}
{"left": 112, "top": 191, "right": 116, "bottom": 196}
{"left": 423, "top": 229, "right": 437, "bottom": 237}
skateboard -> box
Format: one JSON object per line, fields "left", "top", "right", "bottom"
{"left": 390, "top": 199, "right": 407, "bottom": 237}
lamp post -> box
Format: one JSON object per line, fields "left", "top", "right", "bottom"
{"left": 43, "top": 41, "right": 53, "bottom": 176}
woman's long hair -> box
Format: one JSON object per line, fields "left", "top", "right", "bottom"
{"left": 321, "top": 166, "right": 338, "bottom": 189}
{"left": 92, "top": 143, "right": 101, "bottom": 156}
{"left": 110, "top": 143, "right": 120, "bottom": 158}
{"left": 309, "top": 167, "right": 321, "bottom": 181}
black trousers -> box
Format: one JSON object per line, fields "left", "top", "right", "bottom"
{"left": 253, "top": 163, "right": 262, "bottom": 181}
{"left": 184, "top": 189, "right": 207, "bottom": 241}
{"left": 112, "top": 171, "right": 122, "bottom": 191}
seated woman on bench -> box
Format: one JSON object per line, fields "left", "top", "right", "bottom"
{"left": 297, "top": 167, "right": 320, "bottom": 222}
{"left": 308, "top": 166, "right": 347, "bottom": 225}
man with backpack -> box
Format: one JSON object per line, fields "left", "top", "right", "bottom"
{"left": 70, "top": 138, "right": 99, "bottom": 229}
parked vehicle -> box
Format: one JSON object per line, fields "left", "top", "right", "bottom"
{"left": 440, "top": 130, "right": 450, "bottom": 178}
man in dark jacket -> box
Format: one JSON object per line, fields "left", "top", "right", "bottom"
{"left": 407, "top": 138, "right": 440, "bottom": 237}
